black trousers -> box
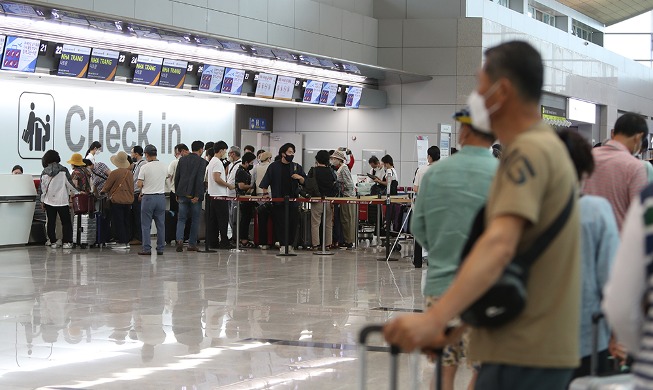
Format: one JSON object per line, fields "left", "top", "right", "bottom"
{"left": 45, "top": 205, "right": 73, "bottom": 244}
{"left": 272, "top": 203, "right": 298, "bottom": 246}
{"left": 238, "top": 202, "right": 255, "bottom": 241}
{"left": 111, "top": 203, "right": 131, "bottom": 244}
{"left": 131, "top": 193, "right": 142, "bottom": 241}
{"left": 208, "top": 199, "right": 229, "bottom": 247}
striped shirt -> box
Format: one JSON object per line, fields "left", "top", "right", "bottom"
{"left": 603, "top": 183, "right": 653, "bottom": 388}
{"left": 583, "top": 140, "right": 647, "bottom": 230}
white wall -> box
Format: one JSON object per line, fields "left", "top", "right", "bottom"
{"left": 39, "top": 0, "right": 378, "bottom": 65}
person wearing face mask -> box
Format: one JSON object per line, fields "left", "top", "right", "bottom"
{"left": 331, "top": 150, "right": 356, "bottom": 249}
{"left": 84, "top": 141, "right": 102, "bottom": 165}
{"left": 409, "top": 109, "right": 498, "bottom": 390}
{"left": 167, "top": 144, "right": 189, "bottom": 215}
{"left": 226, "top": 146, "right": 242, "bottom": 243}
{"left": 384, "top": 41, "right": 582, "bottom": 389}
{"left": 583, "top": 112, "right": 648, "bottom": 230}
{"left": 234, "top": 152, "right": 257, "bottom": 248}
{"left": 259, "top": 143, "right": 306, "bottom": 252}
{"left": 207, "top": 141, "right": 233, "bottom": 250}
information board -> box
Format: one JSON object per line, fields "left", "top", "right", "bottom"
{"left": 274, "top": 76, "right": 295, "bottom": 101}
{"left": 303, "top": 80, "right": 323, "bottom": 104}
{"left": 255, "top": 73, "right": 277, "bottom": 99}
{"left": 132, "top": 55, "right": 163, "bottom": 86}
{"left": 87, "top": 48, "right": 119, "bottom": 81}
{"left": 198, "top": 65, "right": 225, "bottom": 92}
{"left": 158, "top": 58, "right": 187, "bottom": 88}
{"left": 319, "top": 82, "right": 338, "bottom": 106}
{"left": 345, "top": 86, "right": 362, "bottom": 109}
{"left": 221, "top": 68, "right": 245, "bottom": 95}
{"left": 57, "top": 44, "right": 91, "bottom": 78}
{"left": 1, "top": 36, "right": 39, "bottom": 73}
{"left": 0, "top": 35, "right": 5, "bottom": 58}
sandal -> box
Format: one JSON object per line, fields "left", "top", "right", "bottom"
{"left": 308, "top": 245, "right": 321, "bottom": 251}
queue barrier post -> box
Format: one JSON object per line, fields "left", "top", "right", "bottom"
{"left": 231, "top": 197, "right": 245, "bottom": 253}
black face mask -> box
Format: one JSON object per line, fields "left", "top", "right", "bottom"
{"left": 284, "top": 154, "right": 294, "bottom": 163}
{"left": 247, "top": 165, "right": 254, "bottom": 171}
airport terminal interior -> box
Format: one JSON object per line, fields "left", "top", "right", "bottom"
{"left": 1, "top": 0, "right": 653, "bottom": 388}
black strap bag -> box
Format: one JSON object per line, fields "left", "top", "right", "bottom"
{"left": 459, "top": 190, "right": 575, "bottom": 328}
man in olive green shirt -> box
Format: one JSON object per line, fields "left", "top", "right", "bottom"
{"left": 385, "top": 41, "right": 580, "bottom": 390}
{"left": 412, "top": 109, "right": 497, "bottom": 389}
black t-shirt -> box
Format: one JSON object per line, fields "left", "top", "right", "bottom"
{"left": 234, "top": 166, "right": 252, "bottom": 196}
{"left": 313, "top": 166, "right": 337, "bottom": 197}
{"left": 279, "top": 162, "right": 293, "bottom": 196}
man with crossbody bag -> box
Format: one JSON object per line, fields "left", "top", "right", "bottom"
{"left": 383, "top": 41, "right": 581, "bottom": 390}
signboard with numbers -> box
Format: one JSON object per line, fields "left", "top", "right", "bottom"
{"left": 254, "top": 73, "right": 277, "bottom": 99}
{"left": 273, "top": 76, "right": 295, "bottom": 101}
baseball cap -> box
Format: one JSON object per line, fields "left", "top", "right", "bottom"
{"left": 453, "top": 108, "right": 472, "bottom": 125}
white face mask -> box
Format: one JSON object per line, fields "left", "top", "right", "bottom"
{"left": 467, "top": 83, "right": 501, "bottom": 134}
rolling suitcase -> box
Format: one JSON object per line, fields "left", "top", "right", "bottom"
{"left": 569, "top": 313, "right": 634, "bottom": 389}
{"left": 295, "top": 205, "right": 312, "bottom": 249}
{"left": 73, "top": 213, "right": 97, "bottom": 248}
{"left": 358, "top": 325, "right": 442, "bottom": 390}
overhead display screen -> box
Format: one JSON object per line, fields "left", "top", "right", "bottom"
{"left": 255, "top": 73, "right": 277, "bottom": 99}
{"left": 274, "top": 76, "right": 296, "bottom": 101}
{"left": 272, "top": 50, "right": 295, "bottom": 62}
{"left": 220, "top": 41, "right": 245, "bottom": 52}
{"left": 1, "top": 36, "right": 40, "bottom": 73}
{"left": 87, "top": 48, "right": 119, "bottom": 81}
{"left": 221, "top": 68, "right": 246, "bottom": 95}
{"left": 319, "top": 83, "right": 338, "bottom": 106}
{"left": 132, "top": 55, "right": 163, "bottom": 86}
{"left": 1, "top": 2, "right": 38, "bottom": 17}
{"left": 52, "top": 10, "right": 89, "bottom": 26}
{"left": 252, "top": 46, "right": 275, "bottom": 59}
{"left": 57, "top": 44, "right": 91, "bottom": 78}
{"left": 0, "top": 35, "right": 5, "bottom": 58}
{"left": 158, "top": 58, "right": 188, "bottom": 88}
{"left": 88, "top": 17, "right": 123, "bottom": 32}
{"left": 198, "top": 65, "right": 225, "bottom": 92}
{"left": 300, "top": 55, "right": 321, "bottom": 66}
{"left": 345, "top": 86, "right": 363, "bottom": 109}
{"left": 303, "top": 80, "right": 323, "bottom": 104}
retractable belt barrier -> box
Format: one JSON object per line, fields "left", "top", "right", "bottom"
{"left": 208, "top": 195, "right": 412, "bottom": 258}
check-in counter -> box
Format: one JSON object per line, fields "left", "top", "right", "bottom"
{"left": 0, "top": 175, "right": 38, "bottom": 246}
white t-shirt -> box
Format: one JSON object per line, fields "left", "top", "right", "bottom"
{"left": 370, "top": 166, "right": 386, "bottom": 180}
{"left": 85, "top": 153, "right": 96, "bottom": 164}
{"left": 226, "top": 160, "right": 241, "bottom": 197}
{"left": 413, "top": 163, "right": 432, "bottom": 192}
{"left": 167, "top": 158, "right": 179, "bottom": 193}
{"left": 207, "top": 157, "right": 228, "bottom": 196}
{"left": 138, "top": 160, "right": 167, "bottom": 194}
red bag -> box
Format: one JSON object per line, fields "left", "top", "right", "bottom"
{"left": 72, "top": 193, "right": 95, "bottom": 215}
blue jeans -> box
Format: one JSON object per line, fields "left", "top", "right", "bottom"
{"left": 141, "top": 194, "right": 166, "bottom": 252}
{"left": 177, "top": 196, "right": 202, "bottom": 246}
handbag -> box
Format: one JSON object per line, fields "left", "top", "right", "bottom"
{"left": 72, "top": 192, "right": 96, "bottom": 215}
{"left": 459, "top": 190, "right": 575, "bottom": 328}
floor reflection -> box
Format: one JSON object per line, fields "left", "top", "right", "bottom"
{"left": 0, "top": 244, "right": 437, "bottom": 389}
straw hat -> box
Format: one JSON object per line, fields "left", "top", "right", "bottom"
{"left": 110, "top": 151, "right": 131, "bottom": 169}
{"left": 259, "top": 151, "right": 272, "bottom": 162}
{"left": 67, "top": 153, "right": 85, "bottom": 166}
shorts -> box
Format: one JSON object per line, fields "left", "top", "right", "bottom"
{"left": 425, "top": 295, "right": 478, "bottom": 369}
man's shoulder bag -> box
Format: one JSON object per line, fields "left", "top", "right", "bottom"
{"left": 459, "top": 190, "right": 575, "bottom": 328}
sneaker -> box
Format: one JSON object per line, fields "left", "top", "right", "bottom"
{"left": 138, "top": 251, "right": 151, "bottom": 256}
{"left": 45, "top": 239, "right": 51, "bottom": 246}
{"left": 157, "top": 251, "right": 164, "bottom": 255}
{"left": 62, "top": 243, "right": 73, "bottom": 249}
{"left": 187, "top": 246, "right": 199, "bottom": 252}
{"left": 176, "top": 244, "right": 184, "bottom": 253}
{"left": 50, "top": 243, "right": 59, "bottom": 249}
{"left": 126, "top": 243, "right": 131, "bottom": 249}
{"left": 106, "top": 241, "right": 118, "bottom": 247}
{"left": 112, "top": 244, "right": 128, "bottom": 250}
{"left": 259, "top": 245, "right": 269, "bottom": 250}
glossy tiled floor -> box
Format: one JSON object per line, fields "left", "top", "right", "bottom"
{"left": 0, "top": 241, "right": 473, "bottom": 389}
